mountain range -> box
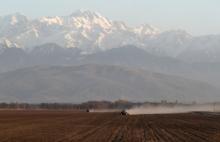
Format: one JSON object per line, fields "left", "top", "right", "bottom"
{"left": 0, "top": 45, "right": 219, "bottom": 88}
{"left": 0, "top": 10, "right": 220, "bottom": 103}
{"left": 1, "top": 10, "right": 220, "bottom": 62}
{"left": 0, "top": 64, "right": 219, "bottom": 103}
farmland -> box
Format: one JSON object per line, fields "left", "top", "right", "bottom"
{"left": 0, "top": 110, "right": 220, "bottom": 142}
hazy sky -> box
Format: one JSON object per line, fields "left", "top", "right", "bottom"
{"left": 0, "top": 0, "right": 219, "bottom": 35}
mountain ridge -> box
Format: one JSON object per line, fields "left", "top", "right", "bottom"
{"left": 0, "top": 64, "right": 219, "bottom": 103}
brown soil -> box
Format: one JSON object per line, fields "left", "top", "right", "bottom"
{"left": 0, "top": 110, "right": 219, "bottom": 142}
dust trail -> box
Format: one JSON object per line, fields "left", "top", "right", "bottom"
{"left": 88, "top": 109, "right": 121, "bottom": 113}
{"left": 126, "top": 104, "right": 220, "bottom": 115}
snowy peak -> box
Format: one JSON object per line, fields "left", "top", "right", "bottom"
{"left": 112, "top": 21, "right": 128, "bottom": 31}
{"left": 0, "top": 13, "right": 29, "bottom": 38}
{"left": 39, "top": 16, "right": 63, "bottom": 25}
{"left": 134, "top": 24, "right": 160, "bottom": 35}
{"left": 69, "top": 10, "right": 112, "bottom": 30}
{"left": 0, "top": 13, "right": 28, "bottom": 25}
{"left": 71, "top": 10, "right": 103, "bottom": 19}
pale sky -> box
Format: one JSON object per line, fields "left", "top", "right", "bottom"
{"left": 0, "top": 0, "right": 219, "bottom": 35}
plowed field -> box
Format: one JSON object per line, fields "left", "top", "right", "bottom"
{"left": 0, "top": 110, "right": 220, "bottom": 142}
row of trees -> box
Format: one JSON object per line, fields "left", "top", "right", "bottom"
{"left": 0, "top": 100, "right": 140, "bottom": 110}
{"left": 0, "top": 103, "right": 79, "bottom": 110}
{"left": 0, "top": 100, "right": 205, "bottom": 110}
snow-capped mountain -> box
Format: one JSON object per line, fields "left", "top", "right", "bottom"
{"left": 0, "top": 10, "right": 220, "bottom": 62}
{"left": 0, "top": 10, "right": 160, "bottom": 52}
